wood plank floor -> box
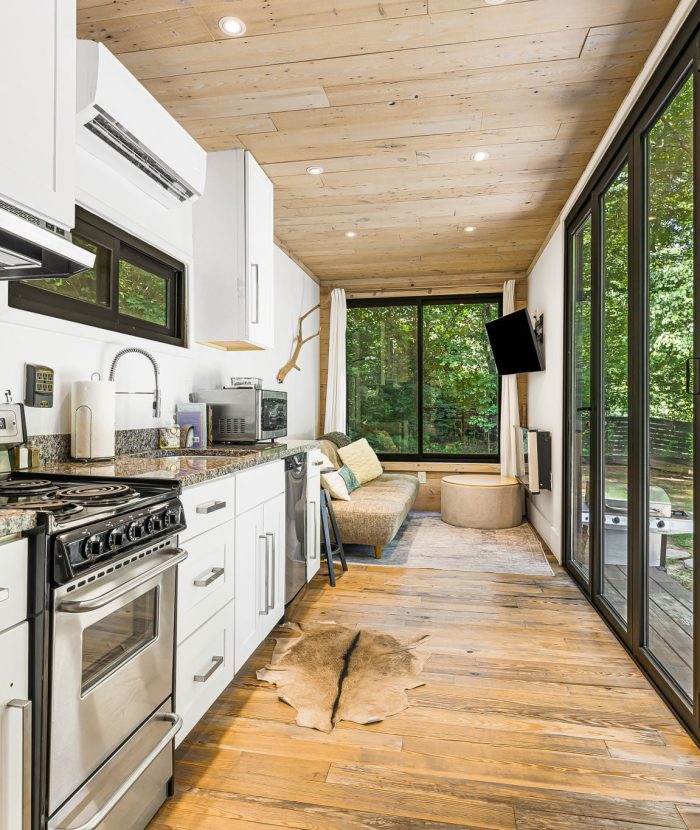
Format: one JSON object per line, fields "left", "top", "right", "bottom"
{"left": 150, "top": 555, "right": 700, "bottom": 830}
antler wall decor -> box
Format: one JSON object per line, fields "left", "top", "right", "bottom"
{"left": 277, "top": 303, "right": 322, "bottom": 384}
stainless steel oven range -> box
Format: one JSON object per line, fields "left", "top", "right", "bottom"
{"left": 0, "top": 473, "right": 187, "bottom": 830}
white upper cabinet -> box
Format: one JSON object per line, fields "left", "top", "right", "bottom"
{"left": 0, "top": 0, "right": 75, "bottom": 229}
{"left": 193, "top": 149, "right": 275, "bottom": 351}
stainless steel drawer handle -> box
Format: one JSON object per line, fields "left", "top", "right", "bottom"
{"left": 267, "top": 531, "right": 275, "bottom": 610}
{"left": 259, "top": 534, "right": 270, "bottom": 615}
{"left": 196, "top": 500, "right": 227, "bottom": 515}
{"left": 194, "top": 566, "right": 225, "bottom": 588}
{"left": 58, "top": 548, "right": 188, "bottom": 613}
{"left": 51, "top": 712, "right": 182, "bottom": 830}
{"left": 0, "top": 587, "right": 9, "bottom": 603}
{"left": 194, "top": 655, "right": 224, "bottom": 683}
{"left": 6, "top": 699, "right": 31, "bottom": 830}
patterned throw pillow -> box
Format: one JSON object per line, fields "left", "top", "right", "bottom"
{"left": 337, "top": 438, "right": 383, "bottom": 485}
{"left": 338, "top": 464, "right": 361, "bottom": 494}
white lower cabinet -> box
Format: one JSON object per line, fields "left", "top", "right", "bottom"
{"left": 306, "top": 468, "right": 321, "bottom": 582}
{"left": 234, "top": 492, "right": 285, "bottom": 673}
{"left": 0, "top": 621, "right": 30, "bottom": 830}
{"left": 175, "top": 601, "right": 234, "bottom": 748}
{"left": 177, "top": 519, "right": 234, "bottom": 644}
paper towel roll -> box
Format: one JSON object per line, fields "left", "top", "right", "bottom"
{"left": 71, "top": 380, "right": 116, "bottom": 460}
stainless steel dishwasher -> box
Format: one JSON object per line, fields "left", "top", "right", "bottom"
{"left": 285, "top": 453, "right": 307, "bottom": 604}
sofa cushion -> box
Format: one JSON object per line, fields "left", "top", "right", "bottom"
{"left": 338, "top": 438, "right": 383, "bottom": 485}
{"left": 318, "top": 439, "right": 342, "bottom": 469}
{"left": 331, "top": 474, "right": 419, "bottom": 546}
{"left": 321, "top": 469, "right": 351, "bottom": 501}
{"left": 338, "top": 464, "right": 361, "bottom": 494}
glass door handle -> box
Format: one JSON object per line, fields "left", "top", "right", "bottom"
{"left": 685, "top": 358, "right": 700, "bottom": 395}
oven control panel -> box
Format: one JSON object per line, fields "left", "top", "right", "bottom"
{"left": 53, "top": 498, "right": 186, "bottom": 584}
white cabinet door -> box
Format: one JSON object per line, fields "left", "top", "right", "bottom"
{"left": 261, "top": 493, "right": 285, "bottom": 638}
{"left": 245, "top": 152, "right": 274, "bottom": 349}
{"left": 193, "top": 149, "right": 274, "bottom": 351}
{"left": 306, "top": 471, "right": 321, "bottom": 582}
{"left": 234, "top": 505, "right": 264, "bottom": 673}
{"left": 0, "top": 0, "right": 74, "bottom": 228}
{"left": 0, "top": 622, "right": 29, "bottom": 830}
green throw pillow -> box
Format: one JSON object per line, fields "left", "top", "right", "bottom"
{"left": 338, "top": 464, "right": 361, "bottom": 494}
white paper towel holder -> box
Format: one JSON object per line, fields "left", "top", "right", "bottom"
{"left": 71, "top": 372, "right": 117, "bottom": 462}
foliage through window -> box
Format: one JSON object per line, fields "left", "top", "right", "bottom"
{"left": 8, "top": 208, "right": 185, "bottom": 346}
{"left": 346, "top": 297, "right": 501, "bottom": 460}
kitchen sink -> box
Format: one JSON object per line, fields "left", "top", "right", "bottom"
{"left": 130, "top": 448, "right": 256, "bottom": 460}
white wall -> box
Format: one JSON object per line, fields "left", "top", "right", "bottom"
{"left": 526, "top": 225, "right": 564, "bottom": 561}
{"left": 0, "top": 149, "right": 320, "bottom": 441}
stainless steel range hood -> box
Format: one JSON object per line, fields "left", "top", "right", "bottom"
{"left": 0, "top": 202, "right": 95, "bottom": 280}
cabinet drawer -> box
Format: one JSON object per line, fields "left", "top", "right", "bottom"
{"left": 180, "top": 478, "right": 235, "bottom": 543}
{"left": 0, "top": 538, "right": 28, "bottom": 634}
{"left": 235, "top": 461, "right": 284, "bottom": 516}
{"left": 178, "top": 520, "right": 234, "bottom": 644}
{"left": 175, "top": 600, "right": 234, "bottom": 747}
{"left": 0, "top": 621, "right": 29, "bottom": 830}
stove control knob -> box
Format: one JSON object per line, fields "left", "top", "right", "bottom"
{"left": 108, "top": 528, "right": 124, "bottom": 549}
{"left": 151, "top": 515, "right": 163, "bottom": 533}
{"left": 83, "top": 535, "right": 102, "bottom": 559}
{"left": 145, "top": 516, "right": 156, "bottom": 535}
{"left": 164, "top": 508, "right": 181, "bottom": 527}
{"left": 126, "top": 522, "right": 142, "bottom": 542}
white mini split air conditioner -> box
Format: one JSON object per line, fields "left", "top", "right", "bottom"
{"left": 76, "top": 40, "right": 206, "bottom": 208}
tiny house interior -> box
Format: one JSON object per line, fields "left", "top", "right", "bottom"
{"left": 2, "top": 1, "right": 700, "bottom": 828}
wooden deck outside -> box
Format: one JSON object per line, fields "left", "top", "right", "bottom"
{"left": 605, "top": 565, "right": 693, "bottom": 698}
{"left": 150, "top": 557, "right": 700, "bottom": 830}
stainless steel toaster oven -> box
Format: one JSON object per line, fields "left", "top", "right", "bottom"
{"left": 192, "top": 388, "right": 287, "bottom": 443}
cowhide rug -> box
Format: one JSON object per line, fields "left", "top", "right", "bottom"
{"left": 257, "top": 622, "right": 430, "bottom": 732}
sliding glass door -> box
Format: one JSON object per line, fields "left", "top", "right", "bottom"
{"left": 644, "top": 72, "right": 695, "bottom": 699}
{"left": 565, "top": 27, "right": 700, "bottom": 739}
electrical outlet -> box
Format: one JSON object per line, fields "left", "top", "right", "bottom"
{"left": 417, "top": 471, "right": 427, "bottom": 483}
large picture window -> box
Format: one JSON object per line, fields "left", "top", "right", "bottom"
{"left": 346, "top": 295, "right": 501, "bottom": 461}
{"left": 8, "top": 208, "right": 186, "bottom": 346}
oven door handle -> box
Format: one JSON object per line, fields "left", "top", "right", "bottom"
{"left": 51, "top": 712, "right": 182, "bottom": 830}
{"left": 57, "top": 548, "right": 188, "bottom": 613}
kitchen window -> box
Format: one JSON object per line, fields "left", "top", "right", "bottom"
{"left": 8, "top": 208, "right": 186, "bottom": 346}
{"left": 346, "top": 295, "right": 501, "bottom": 461}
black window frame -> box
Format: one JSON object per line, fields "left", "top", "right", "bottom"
{"left": 562, "top": 5, "right": 700, "bottom": 743}
{"left": 8, "top": 207, "right": 186, "bottom": 347}
{"left": 346, "top": 293, "right": 502, "bottom": 463}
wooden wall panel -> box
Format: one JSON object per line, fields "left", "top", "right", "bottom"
{"left": 77, "top": 0, "right": 679, "bottom": 284}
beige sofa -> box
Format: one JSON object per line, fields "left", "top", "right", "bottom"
{"left": 319, "top": 438, "right": 419, "bottom": 559}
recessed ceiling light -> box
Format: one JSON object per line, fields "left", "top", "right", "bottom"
{"left": 470, "top": 150, "right": 490, "bottom": 162}
{"left": 484, "top": 0, "right": 507, "bottom": 5}
{"left": 218, "top": 16, "right": 246, "bottom": 36}
{"left": 464, "top": 226, "right": 476, "bottom": 233}
{"left": 306, "top": 165, "right": 324, "bottom": 175}
{"left": 345, "top": 231, "right": 357, "bottom": 238}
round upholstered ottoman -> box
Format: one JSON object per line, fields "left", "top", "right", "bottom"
{"left": 441, "top": 475, "right": 522, "bottom": 529}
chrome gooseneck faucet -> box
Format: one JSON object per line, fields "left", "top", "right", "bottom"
{"left": 108, "top": 347, "right": 161, "bottom": 418}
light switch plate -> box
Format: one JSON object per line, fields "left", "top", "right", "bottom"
{"left": 417, "top": 471, "right": 427, "bottom": 483}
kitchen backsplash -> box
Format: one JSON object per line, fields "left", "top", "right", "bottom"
{"left": 27, "top": 428, "right": 160, "bottom": 466}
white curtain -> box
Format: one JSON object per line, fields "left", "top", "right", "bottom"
{"left": 324, "top": 288, "right": 347, "bottom": 433}
{"left": 500, "top": 280, "right": 520, "bottom": 476}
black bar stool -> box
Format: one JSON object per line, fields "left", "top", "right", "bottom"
{"left": 319, "top": 487, "right": 348, "bottom": 586}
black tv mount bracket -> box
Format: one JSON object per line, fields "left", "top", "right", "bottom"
{"left": 533, "top": 313, "right": 544, "bottom": 344}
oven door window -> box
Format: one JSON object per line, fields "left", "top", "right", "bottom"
{"left": 262, "top": 398, "right": 287, "bottom": 431}
{"left": 81, "top": 588, "right": 159, "bottom": 695}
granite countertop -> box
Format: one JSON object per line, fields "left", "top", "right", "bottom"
{"left": 0, "top": 508, "right": 38, "bottom": 538}
{"left": 34, "top": 439, "right": 319, "bottom": 489}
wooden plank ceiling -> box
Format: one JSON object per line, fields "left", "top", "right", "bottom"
{"left": 76, "top": 0, "right": 680, "bottom": 287}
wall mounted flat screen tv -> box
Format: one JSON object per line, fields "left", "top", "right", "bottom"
{"left": 485, "top": 307, "right": 545, "bottom": 375}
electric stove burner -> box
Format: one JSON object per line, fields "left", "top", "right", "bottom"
{"left": 14, "top": 499, "right": 83, "bottom": 517}
{"left": 0, "top": 479, "right": 58, "bottom": 496}
{"left": 53, "top": 482, "right": 139, "bottom": 506}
